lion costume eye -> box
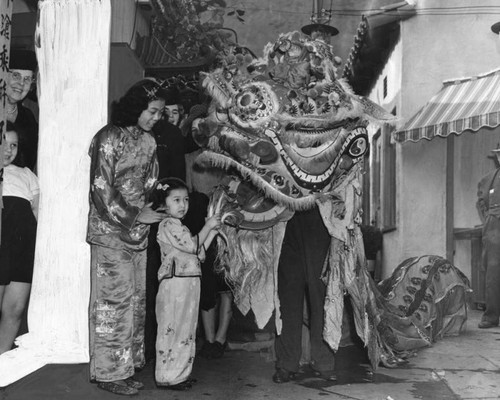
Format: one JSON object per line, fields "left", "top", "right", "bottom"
{"left": 238, "top": 92, "right": 256, "bottom": 108}
{"left": 346, "top": 135, "right": 368, "bottom": 158}
{"left": 275, "top": 38, "right": 291, "bottom": 53}
{"left": 228, "top": 83, "right": 278, "bottom": 127}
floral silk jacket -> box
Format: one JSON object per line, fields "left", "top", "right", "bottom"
{"left": 157, "top": 217, "right": 206, "bottom": 280}
{"left": 87, "top": 124, "right": 159, "bottom": 250}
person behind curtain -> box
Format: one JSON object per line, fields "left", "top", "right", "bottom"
{"left": 6, "top": 49, "right": 38, "bottom": 172}
{"left": 0, "top": 122, "right": 39, "bottom": 354}
{"left": 198, "top": 242, "right": 234, "bottom": 359}
{"left": 176, "top": 183, "right": 234, "bottom": 360}
{"left": 151, "top": 178, "right": 220, "bottom": 390}
{"left": 195, "top": 192, "right": 233, "bottom": 360}
{"left": 86, "top": 79, "right": 167, "bottom": 396}
{"left": 476, "top": 147, "right": 500, "bottom": 329}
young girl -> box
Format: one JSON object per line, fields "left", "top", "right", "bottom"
{"left": 152, "top": 177, "right": 221, "bottom": 390}
{"left": 0, "top": 122, "right": 39, "bottom": 354}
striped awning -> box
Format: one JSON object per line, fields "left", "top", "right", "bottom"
{"left": 395, "top": 68, "right": 500, "bottom": 143}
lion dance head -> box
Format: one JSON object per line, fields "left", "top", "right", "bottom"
{"left": 192, "top": 31, "right": 394, "bottom": 299}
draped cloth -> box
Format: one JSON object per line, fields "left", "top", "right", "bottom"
{"left": 376, "top": 255, "right": 471, "bottom": 358}
{"left": 229, "top": 166, "right": 471, "bottom": 370}
{"left": 0, "top": 0, "right": 111, "bottom": 389}
{"left": 317, "top": 170, "right": 471, "bottom": 369}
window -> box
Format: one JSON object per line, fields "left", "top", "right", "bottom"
{"left": 372, "top": 130, "right": 382, "bottom": 226}
{"left": 371, "top": 120, "right": 396, "bottom": 231}
{"left": 382, "top": 123, "right": 396, "bottom": 230}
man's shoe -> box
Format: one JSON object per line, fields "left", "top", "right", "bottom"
{"left": 97, "top": 381, "right": 139, "bottom": 396}
{"left": 478, "top": 320, "right": 499, "bottom": 329}
{"left": 272, "top": 368, "right": 296, "bottom": 383}
{"left": 313, "top": 369, "right": 337, "bottom": 382}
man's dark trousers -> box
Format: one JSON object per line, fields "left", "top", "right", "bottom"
{"left": 275, "top": 207, "right": 335, "bottom": 373}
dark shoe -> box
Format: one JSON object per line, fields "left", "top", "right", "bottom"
{"left": 211, "top": 341, "right": 227, "bottom": 359}
{"left": 97, "top": 381, "right": 139, "bottom": 396}
{"left": 313, "top": 369, "right": 338, "bottom": 382}
{"left": 478, "top": 320, "right": 499, "bottom": 329}
{"left": 272, "top": 368, "right": 296, "bottom": 383}
{"left": 199, "top": 341, "right": 216, "bottom": 358}
{"left": 124, "top": 377, "right": 144, "bottom": 390}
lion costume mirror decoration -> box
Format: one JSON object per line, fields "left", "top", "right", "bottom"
{"left": 190, "top": 31, "right": 468, "bottom": 369}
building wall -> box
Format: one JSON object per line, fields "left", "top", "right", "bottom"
{"left": 110, "top": 0, "right": 150, "bottom": 49}
{"left": 223, "top": 0, "right": 397, "bottom": 62}
{"left": 368, "top": 0, "right": 500, "bottom": 278}
{"left": 109, "top": 1, "right": 151, "bottom": 113}
{"left": 399, "top": 0, "right": 500, "bottom": 119}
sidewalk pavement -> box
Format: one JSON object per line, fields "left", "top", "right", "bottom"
{"left": 1, "top": 309, "right": 499, "bottom": 400}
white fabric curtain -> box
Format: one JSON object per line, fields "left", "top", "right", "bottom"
{"left": 0, "top": 0, "right": 111, "bottom": 387}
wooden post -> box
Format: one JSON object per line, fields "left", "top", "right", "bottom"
{"left": 0, "top": 0, "right": 111, "bottom": 387}
{"left": 446, "top": 134, "right": 455, "bottom": 261}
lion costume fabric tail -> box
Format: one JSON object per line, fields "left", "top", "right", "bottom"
{"left": 195, "top": 31, "right": 470, "bottom": 370}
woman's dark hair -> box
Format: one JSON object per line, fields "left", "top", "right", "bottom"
{"left": 150, "top": 177, "right": 189, "bottom": 211}
{"left": 5, "top": 121, "right": 27, "bottom": 167}
{"left": 111, "top": 79, "right": 167, "bottom": 127}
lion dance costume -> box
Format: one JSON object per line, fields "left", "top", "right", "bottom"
{"left": 191, "top": 31, "right": 471, "bottom": 370}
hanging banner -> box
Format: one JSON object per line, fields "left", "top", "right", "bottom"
{"left": 0, "top": 0, "right": 13, "bottom": 217}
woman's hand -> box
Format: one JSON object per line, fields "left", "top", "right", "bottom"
{"left": 136, "top": 203, "right": 165, "bottom": 224}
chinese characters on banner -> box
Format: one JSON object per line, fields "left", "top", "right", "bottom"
{"left": 0, "top": 0, "right": 12, "bottom": 218}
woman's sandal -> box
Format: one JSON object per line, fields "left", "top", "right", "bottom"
{"left": 97, "top": 381, "right": 139, "bottom": 396}
{"left": 124, "top": 377, "right": 145, "bottom": 390}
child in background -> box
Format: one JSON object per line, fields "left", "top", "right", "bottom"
{"left": 152, "top": 178, "right": 221, "bottom": 390}
{"left": 199, "top": 240, "right": 234, "bottom": 359}
{"left": 0, "top": 122, "right": 39, "bottom": 354}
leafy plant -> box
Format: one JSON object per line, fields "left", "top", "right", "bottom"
{"left": 150, "top": 0, "right": 244, "bottom": 63}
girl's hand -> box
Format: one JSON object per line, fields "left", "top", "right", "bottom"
{"left": 205, "top": 213, "right": 222, "bottom": 231}
{"left": 137, "top": 203, "right": 165, "bottom": 224}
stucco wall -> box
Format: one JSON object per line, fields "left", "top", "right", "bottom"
{"left": 400, "top": 0, "right": 500, "bottom": 119}
{"left": 454, "top": 127, "right": 500, "bottom": 230}
{"left": 368, "top": 0, "right": 500, "bottom": 278}
{"left": 398, "top": 0, "right": 500, "bottom": 278}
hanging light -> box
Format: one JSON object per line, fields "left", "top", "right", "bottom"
{"left": 301, "top": 0, "right": 339, "bottom": 41}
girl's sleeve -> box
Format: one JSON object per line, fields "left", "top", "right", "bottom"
{"left": 26, "top": 168, "right": 40, "bottom": 198}
{"left": 158, "top": 219, "right": 198, "bottom": 254}
{"left": 88, "top": 126, "right": 140, "bottom": 230}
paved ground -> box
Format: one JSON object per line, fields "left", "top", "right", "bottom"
{"left": 1, "top": 309, "right": 499, "bottom": 400}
